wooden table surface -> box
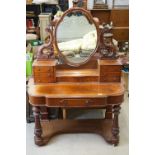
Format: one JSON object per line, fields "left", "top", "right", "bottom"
{"left": 28, "top": 78, "right": 124, "bottom": 98}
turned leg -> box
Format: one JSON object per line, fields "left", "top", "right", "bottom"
{"left": 32, "top": 106, "right": 44, "bottom": 146}
{"left": 112, "top": 105, "right": 121, "bottom": 146}
{"left": 40, "top": 107, "right": 48, "bottom": 120}
{"left": 63, "top": 108, "right": 67, "bottom": 119}
{"left": 105, "top": 106, "right": 112, "bottom": 119}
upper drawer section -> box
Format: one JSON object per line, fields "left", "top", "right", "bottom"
{"left": 32, "top": 60, "right": 57, "bottom": 83}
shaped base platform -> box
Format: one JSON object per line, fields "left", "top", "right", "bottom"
{"left": 35, "top": 119, "right": 118, "bottom": 146}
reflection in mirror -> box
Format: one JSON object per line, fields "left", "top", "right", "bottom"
{"left": 56, "top": 11, "right": 97, "bottom": 65}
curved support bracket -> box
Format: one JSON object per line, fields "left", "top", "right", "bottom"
{"left": 37, "top": 25, "right": 54, "bottom": 60}
{"left": 99, "top": 23, "right": 119, "bottom": 59}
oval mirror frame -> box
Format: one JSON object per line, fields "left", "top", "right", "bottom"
{"left": 54, "top": 7, "right": 99, "bottom": 67}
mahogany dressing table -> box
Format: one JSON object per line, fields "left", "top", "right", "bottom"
{"left": 28, "top": 1, "right": 125, "bottom": 146}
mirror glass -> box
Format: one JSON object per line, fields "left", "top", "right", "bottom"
{"left": 56, "top": 11, "right": 97, "bottom": 65}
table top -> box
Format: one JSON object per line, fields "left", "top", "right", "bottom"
{"left": 28, "top": 78, "right": 124, "bottom": 98}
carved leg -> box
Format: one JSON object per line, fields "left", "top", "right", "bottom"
{"left": 105, "top": 106, "right": 113, "bottom": 119}
{"left": 32, "top": 106, "right": 44, "bottom": 146}
{"left": 112, "top": 105, "right": 121, "bottom": 146}
{"left": 40, "top": 107, "right": 48, "bottom": 120}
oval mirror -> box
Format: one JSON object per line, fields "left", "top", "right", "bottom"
{"left": 55, "top": 8, "right": 99, "bottom": 67}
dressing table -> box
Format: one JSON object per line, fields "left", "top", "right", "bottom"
{"left": 28, "top": 1, "right": 125, "bottom": 146}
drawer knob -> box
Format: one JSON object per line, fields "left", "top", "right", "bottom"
{"left": 85, "top": 100, "right": 93, "bottom": 105}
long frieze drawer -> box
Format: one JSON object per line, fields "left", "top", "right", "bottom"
{"left": 99, "top": 65, "right": 122, "bottom": 73}
{"left": 45, "top": 98, "right": 107, "bottom": 107}
{"left": 34, "top": 76, "right": 55, "bottom": 83}
{"left": 33, "top": 66, "right": 53, "bottom": 73}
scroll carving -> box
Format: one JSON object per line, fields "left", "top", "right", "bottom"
{"left": 37, "top": 25, "right": 54, "bottom": 60}
{"left": 99, "top": 23, "right": 119, "bottom": 59}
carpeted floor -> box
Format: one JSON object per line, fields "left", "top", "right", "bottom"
{"left": 26, "top": 92, "right": 129, "bottom": 155}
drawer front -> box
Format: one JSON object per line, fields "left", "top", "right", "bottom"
{"left": 100, "top": 65, "right": 122, "bottom": 73}
{"left": 33, "top": 66, "right": 56, "bottom": 83}
{"left": 100, "top": 76, "right": 121, "bottom": 82}
{"left": 99, "top": 72, "right": 121, "bottom": 82}
{"left": 34, "top": 72, "right": 53, "bottom": 77}
{"left": 33, "top": 66, "right": 53, "bottom": 73}
{"left": 46, "top": 98, "right": 107, "bottom": 107}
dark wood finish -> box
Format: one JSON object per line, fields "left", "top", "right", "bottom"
{"left": 37, "top": 26, "right": 55, "bottom": 60}
{"left": 32, "top": 106, "right": 44, "bottom": 146}
{"left": 40, "top": 107, "right": 48, "bottom": 120}
{"left": 105, "top": 106, "right": 112, "bottom": 119}
{"left": 99, "top": 24, "right": 119, "bottom": 59}
{"left": 112, "top": 105, "right": 121, "bottom": 146}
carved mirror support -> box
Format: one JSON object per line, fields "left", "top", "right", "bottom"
{"left": 99, "top": 24, "right": 118, "bottom": 59}
{"left": 37, "top": 26, "right": 55, "bottom": 60}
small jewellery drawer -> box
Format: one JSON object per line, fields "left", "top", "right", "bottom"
{"left": 46, "top": 98, "right": 107, "bottom": 107}
{"left": 33, "top": 66, "right": 53, "bottom": 73}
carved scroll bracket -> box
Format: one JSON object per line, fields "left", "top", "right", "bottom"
{"left": 37, "top": 25, "right": 55, "bottom": 60}
{"left": 99, "top": 23, "right": 119, "bottom": 59}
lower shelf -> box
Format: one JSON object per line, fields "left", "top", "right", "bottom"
{"left": 40, "top": 119, "right": 115, "bottom": 145}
